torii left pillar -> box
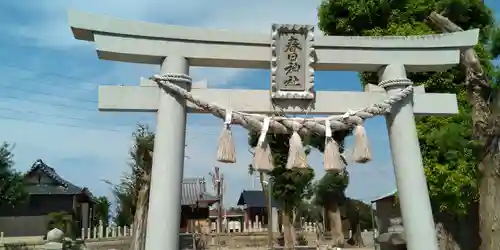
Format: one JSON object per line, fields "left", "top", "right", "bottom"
{"left": 145, "top": 56, "right": 190, "bottom": 250}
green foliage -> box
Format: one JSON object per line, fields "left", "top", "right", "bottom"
{"left": 110, "top": 124, "right": 154, "bottom": 226}
{"left": 0, "top": 142, "right": 27, "bottom": 207}
{"left": 346, "top": 198, "right": 375, "bottom": 230}
{"left": 271, "top": 164, "right": 315, "bottom": 212}
{"left": 93, "top": 196, "right": 111, "bottom": 228}
{"left": 47, "top": 211, "right": 74, "bottom": 236}
{"left": 247, "top": 128, "right": 353, "bottom": 218}
{"left": 248, "top": 132, "right": 314, "bottom": 212}
{"left": 295, "top": 200, "right": 323, "bottom": 222}
{"left": 490, "top": 27, "right": 500, "bottom": 60}
{"left": 314, "top": 170, "right": 349, "bottom": 207}
{"left": 226, "top": 207, "right": 244, "bottom": 213}
{"left": 317, "top": 0, "right": 500, "bottom": 215}
{"left": 303, "top": 130, "right": 352, "bottom": 154}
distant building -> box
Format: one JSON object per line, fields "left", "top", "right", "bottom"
{"left": 0, "top": 159, "right": 95, "bottom": 237}
{"left": 371, "top": 189, "right": 400, "bottom": 234}
{"left": 371, "top": 189, "right": 405, "bottom": 249}
{"left": 0, "top": 161, "right": 219, "bottom": 237}
{"left": 180, "top": 177, "right": 219, "bottom": 233}
{"left": 208, "top": 209, "right": 244, "bottom": 232}
{"left": 237, "top": 190, "right": 279, "bottom": 231}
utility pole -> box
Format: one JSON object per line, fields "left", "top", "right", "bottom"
{"left": 221, "top": 174, "right": 226, "bottom": 234}
{"left": 219, "top": 173, "right": 225, "bottom": 234}
{"left": 210, "top": 167, "right": 223, "bottom": 234}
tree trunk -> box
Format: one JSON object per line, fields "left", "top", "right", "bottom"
{"left": 347, "top": 215, "right": 364, "bottom": 247}
{"left": 345, "top": 200, "right": 364, "bottom": 247}
{"left": 282, "top": 209, "right": 295, "bottom": 249}
{"left": 326, "top": 202, "right": 344, "bottom": 247}
{"left": 472, "top": 82, "right": 500, "bottom": 250}
{"left": 129, "top": 173, "right": 150, "bottom": 250}
{"left": 427, "top": 12, "right": 500, "bottom": 250}
{"left": 476, "top": 140, "right": 500, "bottom": 250}
{"left": 350, "top": 223, "right": 363, "bottom": 247}
{"left": 436, "top": 221, "right": 460, "bottom": 250}
{"left": 434, "top": 203, "right": 479, "bottom": 250}
{"left": 291, "top": 209, "right": 297, "bottom": 244}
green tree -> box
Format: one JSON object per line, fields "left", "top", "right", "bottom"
{"left": 109, "top": 124, "right": 154, "bottom": 250}
{"left": 110, "top": 124, "right": 154, "bottom": 227}
{"left": 314, "top": 170, "right": 349, "bottom": 247}
{"left": 313, "top": 177, "right": 374, "bottom": 248}
{"left": 248, "top": 132, "right": 314, "bottom": 248}
{"left": 47, "top": 211, "right": 74, "bottom": 238}
{"left": 307, "top": 130, "right": 368, "bottom": 247}
{"left": 111, "top": 178, "right": 134, "bottom": 227}
{"left": 346, "top": 198, "right": 374, "bottom": 231}
{"left": 0, "top": 142, "right": 26, "bottom": 207}
{"left": 294, "top": 199, "right": 323, "bottom": 223}
{"left": 318, "top": 1, "right": 500, "bottom": 249}
{"left": 226, "top": 207, "right": 244, "bottom": 213}
{"left": 93, "top": 196, "right": 111, "bottom": 228}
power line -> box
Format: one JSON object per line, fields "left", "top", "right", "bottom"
{"left": 0, "top": 106, "right": 130, "bottom": 126}
{"left": 0, "top": 62, "right": 226, "bottom": 132}
{"left": 0, "top": 104, "right": 223, "bottom": 132}
{"left": 0, "top": 98, "right": 224, "bottom": 129}
{"left": 0, "top": 63, "right": 149, "bottom": 112}
{"left": 0, "top": 113, "right": 222, "bottom": 137}
{"left": 0, "top": 95, "right": 97, "bottom": 111}
{"left": 0, "top": 107, "right": 222, "bottom": 129}
{"left": 0, "top": 63, "right": 126, "bottom": 115}
{"left": 0, "top": 63, "right": 106, "bottom": 92}
{"left": 5, "top": 85, "right": 97, "bottom": 104}
{"left": 0, "top": 114, "right": 130, "bottom": 133}
{"left": 0, "top": 64, "right": 101, "bottom": 108}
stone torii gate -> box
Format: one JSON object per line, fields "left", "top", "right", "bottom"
{"left": 68, "top": 10, "right": 478, "bottom": 250}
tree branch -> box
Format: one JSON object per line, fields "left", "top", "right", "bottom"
{"left": 427, "top": 12, "right": 490, "bottom": 89}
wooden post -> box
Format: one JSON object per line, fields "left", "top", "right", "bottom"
{"left": 212, "top": 167, "right": 222, "bottom": 234}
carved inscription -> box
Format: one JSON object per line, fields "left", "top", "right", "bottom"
{"left": 283, "top": 36, "right": 302, "bottom": 83}
{"left": 271, "top": 24, "right": 315, "bottom": 100}
{"left": 278, "top": 33, "right": 306, "bottom": 91}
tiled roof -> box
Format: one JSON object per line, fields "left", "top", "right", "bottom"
{"left": 181, "top": 177, "right": 218, "bottom": 206}
{"left": 237, "top": 190, "right": 279, "bottom": 208}
{"left": 25, "top": 159, "right": 93, "bottom": 197}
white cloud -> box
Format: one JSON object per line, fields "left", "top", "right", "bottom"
{"left": 0, "top": 0, "right": 396, "bottom": 207}
{"left": 7, "top": 0, "right": 322, "bottom": 50}
{"left": 5, "top": 0, "right": 323, "bottom": 87}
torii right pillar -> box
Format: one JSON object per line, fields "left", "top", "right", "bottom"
{"left": 380, "top": 64, "right": 438, "bottom": 250}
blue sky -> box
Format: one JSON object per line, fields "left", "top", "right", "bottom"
{"left": 0, "top": 0, "right": 498, "bottom": 207}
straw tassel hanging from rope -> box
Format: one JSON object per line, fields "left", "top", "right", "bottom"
{"left": 252, "top": 117, "right": 273, "bottom": 173}
{"left": 352, "top": 122, "right": 372, "bottom": 163}
{"left": 323, "top": 120, "right": 344, "bottom": 172}
{"left": 286, "top": 124, "right": 308, "bottom": 170}
{"left": 216, "top": 110, "right": 237, "bottom": 163}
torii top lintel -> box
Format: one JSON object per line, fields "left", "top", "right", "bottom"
{"left": 68, "top": 10, "right": 479, "bottom": 72}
